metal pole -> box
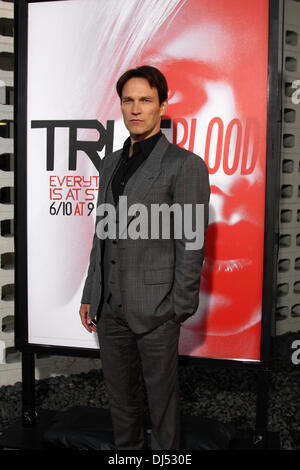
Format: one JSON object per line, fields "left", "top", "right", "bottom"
{"left": 21, "top": 351, "right": 37, "bottom": 427}
{"left": 253, "top": 368, "right": 271, "bottom": 448}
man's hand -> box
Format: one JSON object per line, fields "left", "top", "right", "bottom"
{"left": 79, "top": 303, "right": 97, "bottom": 333}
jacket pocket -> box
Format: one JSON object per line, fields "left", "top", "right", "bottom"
{"left": 144, "top": 267, "right": 174, "bottom": 285}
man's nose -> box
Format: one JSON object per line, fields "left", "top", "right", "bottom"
{"left": 132, "top": 101, "right": 141, "bottom": 114}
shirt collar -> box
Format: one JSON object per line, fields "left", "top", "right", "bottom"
{"left": 122, "top": 131, "right": 162, "bottom": 160}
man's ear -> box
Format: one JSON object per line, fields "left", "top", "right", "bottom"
{"left": 160, "top": 100, "right": 168, "bottom": 116}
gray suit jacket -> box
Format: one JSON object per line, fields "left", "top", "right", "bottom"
{"left": 81, "top": 134, "right": 210, "bottom": 332}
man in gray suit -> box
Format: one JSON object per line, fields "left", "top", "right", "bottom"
{"left": 79, "top": 66, "right": 210, "bottom": 450}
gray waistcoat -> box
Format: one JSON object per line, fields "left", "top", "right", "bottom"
{"left": 102, "top": 161, "right": 145, "bottom": 315}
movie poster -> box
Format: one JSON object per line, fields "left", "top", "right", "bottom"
{"left": 26, "top": 0, "right": 269, "bottom": 360}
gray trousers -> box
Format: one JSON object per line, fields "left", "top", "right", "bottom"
{"left": 97, "top": 300, "right": 181, "bottom": 450}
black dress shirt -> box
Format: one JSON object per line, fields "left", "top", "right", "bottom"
{"left": 111, "top": 131, "right": 162, "bottom": 205}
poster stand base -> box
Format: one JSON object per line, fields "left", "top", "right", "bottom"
{"left": 230, "top": 431, "right": 280, "bottom": 450}
{"left": 0, "top": 407, "right": 280, "bottom": 451}
{"left": 5, "top": 352, "right": 280, "bottom": 451}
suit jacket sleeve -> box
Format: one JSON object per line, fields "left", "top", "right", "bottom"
{"left": 80, "top": 229, "right": 98, "bottom": 304}
{"left": 80, "top": 161, "right": 103, "bottom": 305}
{"left": 171, "top": 153, "right": 210, "bottom": 323}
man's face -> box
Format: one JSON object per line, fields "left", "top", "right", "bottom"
{"left": 121, "top": 77, "right": 168, "bottom": 141}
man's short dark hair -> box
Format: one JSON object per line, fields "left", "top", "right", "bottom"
{"left": 116, "top": 65, "right": 168, "bottom": 104}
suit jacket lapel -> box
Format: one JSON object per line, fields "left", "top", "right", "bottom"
{"left": 96, "top": 150, "right": 122, "bottom": 251}
{"left": 98, "top": 149, "right": 122, "bottom": 206}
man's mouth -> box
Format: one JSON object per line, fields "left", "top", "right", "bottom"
{"left": 202, "top": 220, "right": 263, "bottom": 279}
{"left": 204, "top": 257, "right": 253, "bottom": 274}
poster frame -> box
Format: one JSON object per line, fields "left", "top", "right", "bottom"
{"left": 14, "top": 0, "right": 282, "bottom": 371}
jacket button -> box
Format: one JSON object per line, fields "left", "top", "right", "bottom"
{"left": 111, "top": 260, "right": 116, "bottom": 264}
